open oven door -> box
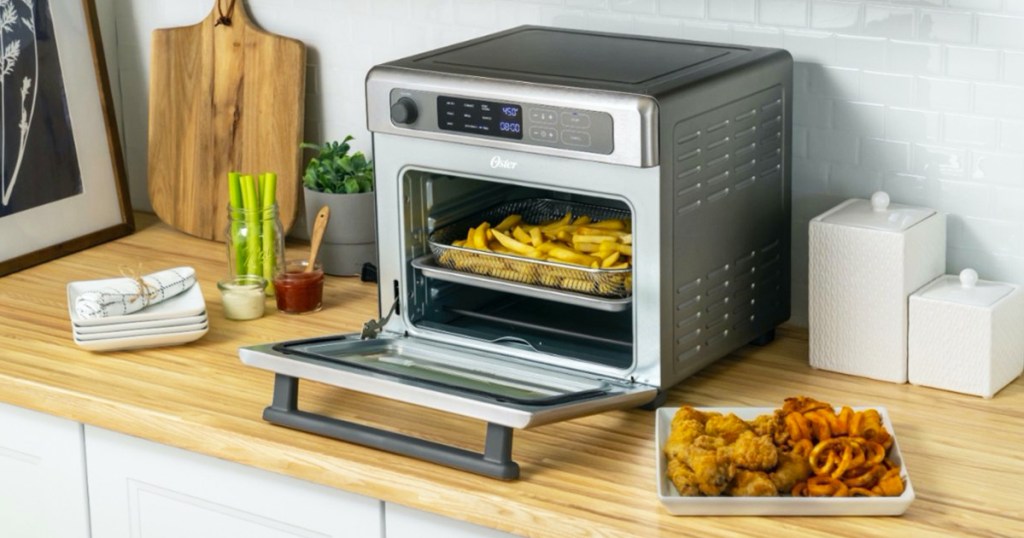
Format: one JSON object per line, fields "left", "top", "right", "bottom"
{"left": 239, "top": 332, "right": 656, "bottom": 480}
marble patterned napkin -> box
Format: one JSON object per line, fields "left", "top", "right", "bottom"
{"left": 74, "top": 267, "right": 196, "bottom": 319}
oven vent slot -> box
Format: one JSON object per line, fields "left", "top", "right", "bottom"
{"left": 672, "top": 237, "right": 786, "bottom": 371}
{"left": 673, "top": 86, "right": 785, "bottom": 214}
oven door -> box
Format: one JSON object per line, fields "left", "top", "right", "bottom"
{"left": 240, "top": 332, "right": 657, "bottom": 429}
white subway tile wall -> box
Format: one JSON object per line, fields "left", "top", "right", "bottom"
{"left": 110, "top": 0, "right": 1024, "bottom": 325}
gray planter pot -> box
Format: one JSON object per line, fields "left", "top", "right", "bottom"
{"left": 303, "top": 188, "right": 377, "bottom": 276}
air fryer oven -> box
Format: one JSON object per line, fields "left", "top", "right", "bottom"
{"left": 240, "top": 26, "right": 792, "bottom": 480}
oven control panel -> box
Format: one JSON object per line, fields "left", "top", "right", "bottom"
{"left": 389, "top": 89, "right": 614, "bottom": 155}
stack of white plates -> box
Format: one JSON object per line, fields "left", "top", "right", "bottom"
{"left": 67, "top": 278, "right": 209, "bottom": 352}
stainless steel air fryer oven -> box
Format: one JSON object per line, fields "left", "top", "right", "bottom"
{"left": 241, "top": 26, "right": 792, "bottom": 479}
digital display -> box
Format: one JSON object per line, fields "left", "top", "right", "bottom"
{"left": 437, "top": 96, "right": 522, "bottom": 140}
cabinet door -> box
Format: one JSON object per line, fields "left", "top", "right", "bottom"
{"left": 386, "top": 503, "right": 517, "bottom": 538}
{"left": 0, "top": 403, "right": 90, "bottom": 538}
{"left": 86, "top": 426, "right": 382, "bottom": 538}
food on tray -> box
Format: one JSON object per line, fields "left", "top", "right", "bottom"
{"left": 663, "top": 397, "right": 906, "bottom": 498}
{"left": 436, "top": 210, "right": 633, "bottom": 297}
{"left": 451, "top": 210, "right": 632, "bottom": 268}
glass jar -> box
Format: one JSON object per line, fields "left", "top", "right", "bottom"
{"left": 217, "top": 276, "right": 267, "bottom": 320}
{"left": 273, "top": 260, "right": 324, "bottom": 314}
{"left": 225, "top": 204, "right": 285, "bottom": 295}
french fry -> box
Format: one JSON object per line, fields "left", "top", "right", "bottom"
{"left": 494, "top": 214, "right": 522, "bottom": 232}
{"left": 473, "top": 222, "right": 491, "bottom": 250}
{"left": 529, "top": 227, "right": 543, "bottom": 247}
{"left": 548, "top": 246, "right": 598, "bottom": 266}
{"left": 512, "top": 226, "right": 532, "bottom": 244}
{"left": 601, "top": 251, "right": 621, "bottom": 267}
{"left": 589, "top": 219, "right": 626, "bottom": 230}
{"left": 572, "top": 234, "right": 619, "bottom": 244}
{"left": 491, "top": 229, "right": 538, "bottom": 256}
{"left": 542, "top": 211, "right": 572, "bottom": 232}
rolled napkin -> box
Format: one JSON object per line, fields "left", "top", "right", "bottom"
{"left": 74, "top": 267, "right": 197, "bottom": 320}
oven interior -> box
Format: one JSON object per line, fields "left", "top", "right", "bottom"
{"left": 400, "top": 170, "right": 635, "bottom": 372}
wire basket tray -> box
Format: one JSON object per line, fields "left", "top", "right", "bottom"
{"left": 428, "top": 199, "right": 632, "bottom": 298}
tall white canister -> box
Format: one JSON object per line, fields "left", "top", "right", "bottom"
{"left": 908, "top": 269, "right": 1024, "bottom": 398}
{"left": 809, "top": 192, "right": 946, "bottom": 383}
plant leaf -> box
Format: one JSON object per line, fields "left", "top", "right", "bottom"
{"left": 301, "top": 135, "right": 374, "bottom": 194}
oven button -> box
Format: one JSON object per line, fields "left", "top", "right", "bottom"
{"left": 529, "top": 126, "right": 558, "bottom": 142}
{"left": 390, "top": 97, "right": 418, "bottom": 125}
{"left": 561, "top": 112, "right": 591, "bottom": 129}
{"left": 561, "top": 130, "right": 591, "bottom": 147}
{"left": 528, "top": 109, "right": 558, "bottom": 125}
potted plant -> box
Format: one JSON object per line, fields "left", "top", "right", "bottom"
{"left": 300, "top": 136, "right": 377, "bottom": 276}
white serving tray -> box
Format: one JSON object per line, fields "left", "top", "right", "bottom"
{"left": 73, "top": 320, "right": 209, "bottom": 342}
{"left": 67, "top": 279, "right": 206, "bottom": 327}
{"left": 72, "top": 324, "right": 209, "bottom": 352}
{"left": 655, "top": 406, "right": 915, "bottom": 516}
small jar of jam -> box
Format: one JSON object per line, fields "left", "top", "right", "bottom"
{"left": 273, "top": 261, "right": 324, "bottom": 314}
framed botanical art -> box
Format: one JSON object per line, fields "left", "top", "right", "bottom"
{"left": 0, "top": 0, "right": 132, "bottom": 276}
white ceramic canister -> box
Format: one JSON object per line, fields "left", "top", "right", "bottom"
{"left": 909, "top": 269, "right": 1024, "bottom": 398}
{"left": 809, "top": 192, "right": 946, "bottom": 383}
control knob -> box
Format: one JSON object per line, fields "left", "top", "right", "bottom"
{"left": 390, "top": 97, "right": 418, "bottom": 125}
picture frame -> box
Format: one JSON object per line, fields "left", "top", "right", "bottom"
{"left": 0, "top": 0, "right": 132, "bottom": 277}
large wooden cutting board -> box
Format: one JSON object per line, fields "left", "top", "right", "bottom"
{"left": 148, "top": 1, "right": 305, "bottom": 240}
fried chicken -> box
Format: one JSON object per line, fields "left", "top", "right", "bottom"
{"left": 704, "top": 413, "right": 750, "bottom": 444}
{"left": 770, "top": 448, "right": 813, "bottom": 493}
{"left": 666, "top": 458, "right": 701, "bottom": 496}
{"left": 726, "top": 430, "right": 778, "bottom": 471}
{"left": 671, "top": 406, "right": 712, "bottom": 429}
{"left": 681, "top": 435, "right": 735, "bottom": 496}
{"left": 726, "top": 470, "right": 778, "bottom": 497}
{"left": 664, "top": 419, "right": 704, "bottom": 461}
{"left": 749, "top": 412, "right": 786, "bottom": 445}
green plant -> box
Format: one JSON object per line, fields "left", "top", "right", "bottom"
{"left": 301, "top": 136, "right": 374, "bottom": 194}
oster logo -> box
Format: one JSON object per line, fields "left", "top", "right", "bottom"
{"left": 489, "top": 156, "right": 518, "bottom": 170}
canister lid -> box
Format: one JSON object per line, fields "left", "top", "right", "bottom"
{"left": 915, "top": 269, "right": 1015, "bottom": 307}
{"left": 819, "top": 191, "right": 936, "bottom": 232}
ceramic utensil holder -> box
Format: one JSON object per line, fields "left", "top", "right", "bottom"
{"left": 809, "top": 192, "right": 946, "bottom": 383}
{"left": 908, "top": 269, "right": 1024, "bottom": 398}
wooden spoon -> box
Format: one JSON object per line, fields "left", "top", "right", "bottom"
{"left": 306, "top": 206, "right": 331, "bottom": 272}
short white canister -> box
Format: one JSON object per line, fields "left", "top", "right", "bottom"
{"left": 809, "top": 192, "right": 946, "bottom": 383}
{"left": 908, "top": 269, "right": 1024, "bottom": 398}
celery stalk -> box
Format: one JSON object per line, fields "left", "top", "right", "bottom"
{"left": 228, "top": 172, "right": 244, "bottom": 275}
{"left": 261, "top": 173, "right": 278, "bottom": 288}
{"left": 240, "top": 175, "right": 261, "bottom": 277}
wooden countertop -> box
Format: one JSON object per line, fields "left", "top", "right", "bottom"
{"left": 1, "top": 214, "right": 1022, "bottom": 537}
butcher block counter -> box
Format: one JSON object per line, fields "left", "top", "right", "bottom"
{"left": 1, "top": 214, "right": 1021, "bottom": 537}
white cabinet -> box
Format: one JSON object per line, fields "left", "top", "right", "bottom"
{"left": 86, "top": 426, "right": 383, "bottom": 538}
{"left": 0, "top": 404, "right": 518, "bottom": 538}
{"left": 0, "top": 403, "right": 91, "bottom": 538}
{"left": 386, "top": 503, "right": 518, "bottom": 538}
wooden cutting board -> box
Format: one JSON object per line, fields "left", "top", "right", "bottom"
{"left": 148, "top": 1, "right": 305, "bottom": 241}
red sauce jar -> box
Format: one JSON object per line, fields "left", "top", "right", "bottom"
{"left": 274, "top": 261, "right": 324, "bottom": 314}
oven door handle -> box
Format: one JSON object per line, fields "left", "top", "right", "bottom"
{"left": 263, "top": 373, "right": 520, "bottom": 479}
